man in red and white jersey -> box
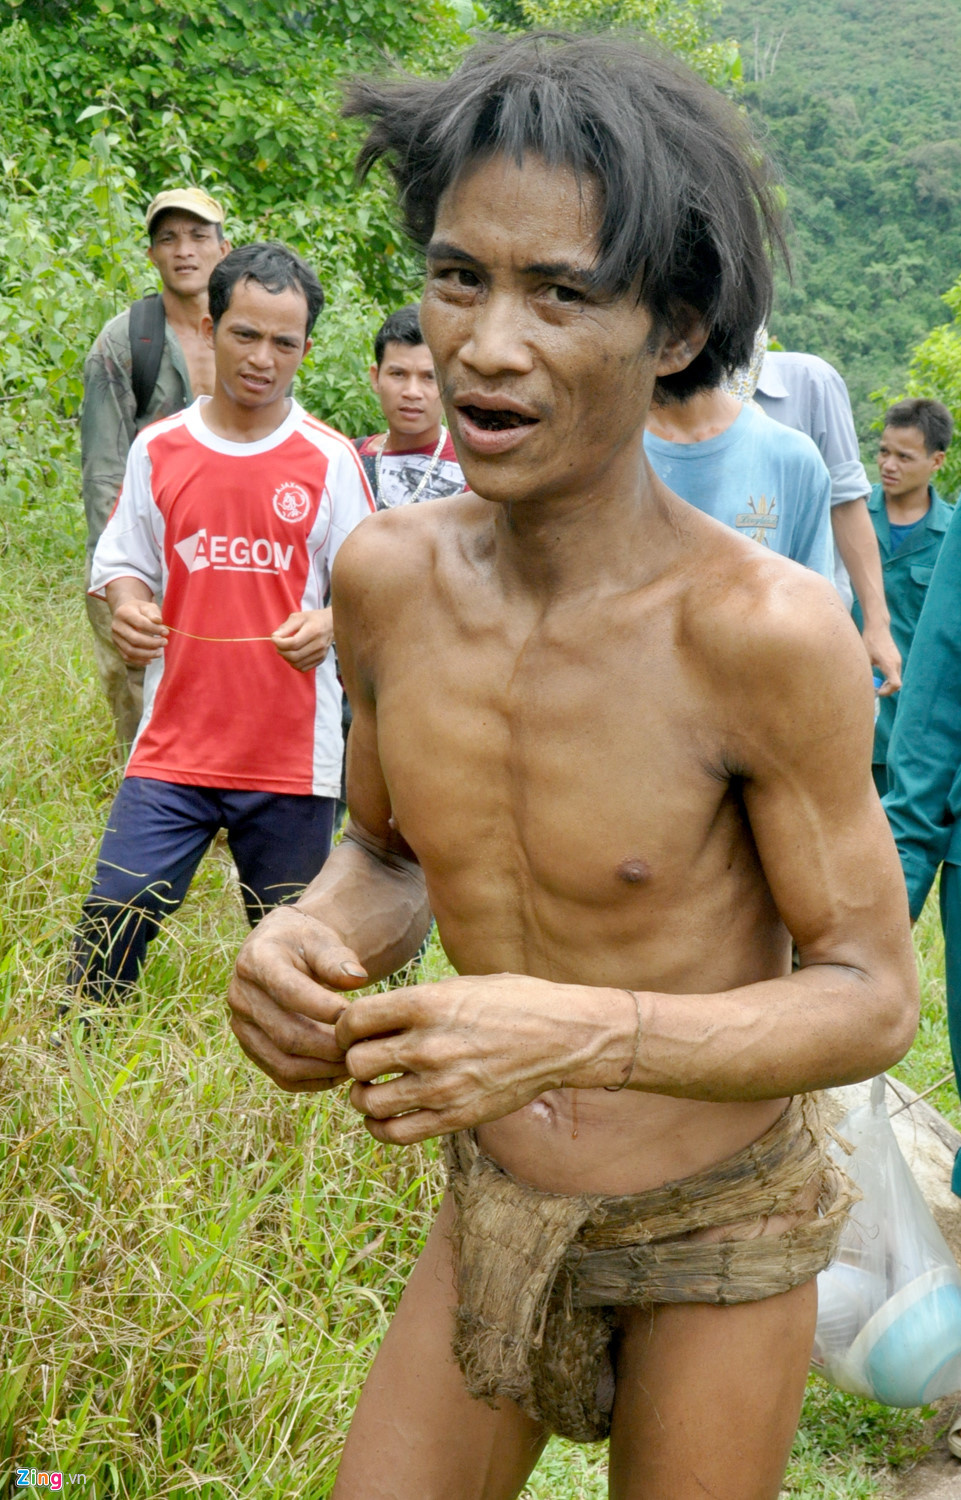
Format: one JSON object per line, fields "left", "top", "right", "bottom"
{"left": 68, "top": 242, "right": 375, "bottom": 1002}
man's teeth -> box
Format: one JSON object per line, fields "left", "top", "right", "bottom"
{"left": 465, "top": 406, "right": 534, "bottom": 431}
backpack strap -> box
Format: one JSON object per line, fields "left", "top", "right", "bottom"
{"left": 129, "top": 293, "right": 166, "bottom": 422}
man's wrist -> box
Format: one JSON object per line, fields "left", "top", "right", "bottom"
{"left": 604, "top": 989, "right": 642, "bottom": 1090}
{"left": 558, "top": 984, "right": 644, "bottom": 1092}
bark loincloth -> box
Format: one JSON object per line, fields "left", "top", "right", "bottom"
{"left": 443, "top": 1094, "right": 853, "bottom": 1442}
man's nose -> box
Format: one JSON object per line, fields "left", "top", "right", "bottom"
{"left": 459, "top": 295, "right": 534, "bottom": 378}
{"left": 247, "top": 339, "right": 273, "bottom": 366}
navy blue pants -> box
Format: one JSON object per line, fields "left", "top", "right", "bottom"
{"left": 69, "top": 777, "right": 335, "bottom": 999}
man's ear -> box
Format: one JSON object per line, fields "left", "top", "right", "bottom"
{"left": 368, "top": 363, "right": 380, "bottom": 392}
{"left": 201, "top": 312, "right": 215, "bottom": 350}
{"left": 218, "top": 238, "right": 231, "bottom": 261}
{"left": 931, "top": 449, "right": 946, "bottom": 474}
{"left": 655, "top": 312, "right": 710, "bottom": 378}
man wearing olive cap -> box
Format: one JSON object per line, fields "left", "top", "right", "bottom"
{"left": 81, "top": 187, "right": 230, "bottom": 747}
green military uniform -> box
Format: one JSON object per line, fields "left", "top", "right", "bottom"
{"left": 852, "top": 482, "right": 951, "bottom": 794}
{"left": 81, "top": 306, "right": 193, "bottom": 747}
{"left": 883, "top": 495, "right": 961, "bottom": 1196}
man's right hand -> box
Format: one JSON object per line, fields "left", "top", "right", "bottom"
{"left": 862, "top": 619, "right": 902, "bottom": 697}
{"left": 228, "top": 906, "right": 370, "bottom": 1092}
{"left": 111, "top": 599, "right": 169, "bottom": 665}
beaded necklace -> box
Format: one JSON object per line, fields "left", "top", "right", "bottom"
{"left": 374, "top": 427, "right": 447, "bottom": 508}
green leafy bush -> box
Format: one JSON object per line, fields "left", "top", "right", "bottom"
{"left": 898, "top": 275, "right": 961, "bottom": 501}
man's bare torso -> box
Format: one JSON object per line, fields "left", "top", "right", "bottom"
{"left": 352, "top": 487, "right": 801, "bottom": 1195}
{"left": 175, "top": 322, "right": 217, "bottom": 399}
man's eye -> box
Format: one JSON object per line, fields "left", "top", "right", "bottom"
{"left": 548, "top": 284, "right": 585, "bottom": 304}
{"left": 435, "top": 267, "right": 480, "bottom": 290}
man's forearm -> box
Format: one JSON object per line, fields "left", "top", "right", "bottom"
{"left": 334, "top": 955, "right": 918, "bottom": 1144}
{"left": 831, "top": 498, "right": 887, "bottom": 627}
{"left": 105, "top": 576, "right": 154, "bottom": 612}
{"left": 618, "top": 963, "right": 916, "bottom": 1101}
{"left": 294, "top": 820, "right": 431, "bottom": 981}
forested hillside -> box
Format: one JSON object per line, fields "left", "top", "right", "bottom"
{"left": 717, "top": 0, "right": 961, "bottom": 444}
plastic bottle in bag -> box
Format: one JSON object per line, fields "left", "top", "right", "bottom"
{"left": 812, "top": 1076, "right": 961, "bottom": 1406}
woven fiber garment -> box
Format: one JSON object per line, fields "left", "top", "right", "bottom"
{"left": 443, "top": 1094, "right": 854, "bottom": 1443}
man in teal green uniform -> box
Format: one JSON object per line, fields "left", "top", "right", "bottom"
{"left": 853, "top": 399, "right": 953, "bottom": 795}
{"left": 882, "top": 401, "right": 960, "bottom": 1193}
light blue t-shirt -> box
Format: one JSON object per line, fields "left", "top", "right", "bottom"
{"left": 643, "top": 403, "right": 835, "bottom": 580}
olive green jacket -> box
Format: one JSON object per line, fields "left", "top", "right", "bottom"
{"left": 80, "top": 304, "right": 192, "bottom": 559}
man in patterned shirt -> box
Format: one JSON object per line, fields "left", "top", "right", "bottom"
{"left": 354, "top": 305, "right": 464, "bottom": 509}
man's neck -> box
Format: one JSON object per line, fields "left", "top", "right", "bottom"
{"left": 161, "top": 287, "right": 210, "bottom": 336}
{"left": 382, "top": 421, "right": 443, "bottom": 453}
{"left": 489, "top": 438, "right": 678, "bottom": 604}
{"left": 201, "top": 390, "right": 292, "bottom": 445}
{"left": 885, "top": 484, "right": 932, "bottom": 527}
{"left": 645, "top": 388, "right": 742, "bottom": 445}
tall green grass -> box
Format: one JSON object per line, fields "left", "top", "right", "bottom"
{"left": 0, "top": 489, "right": 956, "bottom": 1497}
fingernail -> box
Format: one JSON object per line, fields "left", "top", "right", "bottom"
{"left": 341, "top": 963, "right": 366, "bottom": 978}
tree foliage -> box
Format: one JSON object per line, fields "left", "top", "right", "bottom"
{"left": 518, "top": 0, "right": 740, "bottom": 84}
{"left": 716, "top": 0, "right": 961, "bottom": 447}
{"left": 900, "top": 277, "right": 961, "bottom": 500}
{"left": 0, "top": 0, "right": 735, "bottom": 523}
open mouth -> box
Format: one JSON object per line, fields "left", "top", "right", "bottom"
{"left": 461, "top": 405, "right": 537, "bottom": 432}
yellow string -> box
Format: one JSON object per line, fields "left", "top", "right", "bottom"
{"left": 164, "top": 625, "right": 275, "bottom": 643}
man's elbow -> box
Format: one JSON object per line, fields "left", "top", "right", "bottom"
{"left": 868, "top": 975, "right": 920, "bottom": 1075}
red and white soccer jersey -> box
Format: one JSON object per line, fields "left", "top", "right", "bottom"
{"left": 90, "top": 398, "right": 375, "bottom": 796}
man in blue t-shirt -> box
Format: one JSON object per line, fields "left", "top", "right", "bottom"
{"left": 855, "top": 397, "right": 953, "bottom": 794}
{"left": 644, "top": 378, "right": 834, "bottom": 579}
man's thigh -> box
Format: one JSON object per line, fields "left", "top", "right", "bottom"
{"left": 221, "top": 790, "right": 335, "bottom": 922}
{"left": 608, "top": 1280, "right": 816, "bottom": 1500}
{"left": 333, "top": 1194, "right": 549, "bottom": 1500}
{"left": 84, "top": 574, "right": 144, "bottom": 749}
{"left": 91, "top": 777, "right": 220, "bottom": 910}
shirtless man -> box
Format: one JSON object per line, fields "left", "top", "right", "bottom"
{"left": 81, "top": 187, "right": 229, "bottom": 746}
{"left": 227, "top": 36, "right": 918, "bottom": 1500}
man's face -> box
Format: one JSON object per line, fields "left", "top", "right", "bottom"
{"left": 369, "top": 342, "right": 443, "bottom": 442}
{"left": 203, "top": 278, "right": 311, "bottom": 411}
{"left": 878, "top": 424, "right": 944, "bottom": 501}
{"left": 420, "top": 153, "right": 690, "bottom": 505}
{"left": 147, "top": 211, "right": 228, "bottom": 298}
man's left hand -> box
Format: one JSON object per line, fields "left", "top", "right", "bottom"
{"left": 272, "top": 607, "right": 334, "bottom": 672}
{"left": 334, "top": 974, "right": 633, "bottom": 1143}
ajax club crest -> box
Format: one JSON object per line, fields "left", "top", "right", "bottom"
{"left": 272, "top": 482, "right": 311, "bottom": 523}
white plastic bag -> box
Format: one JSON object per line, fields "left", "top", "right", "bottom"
{"left": 812, "top": 1075, "right": 961, "bottom": 1406}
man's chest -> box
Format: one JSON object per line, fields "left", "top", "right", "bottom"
{"left": 151, "top": 440, "right": 330, "bottom": 590}
{"left": 371, "top": 598, "right": 734, "bottom": 903}
{"left": 177, "top": 329, "right": 217, "bottom": 398}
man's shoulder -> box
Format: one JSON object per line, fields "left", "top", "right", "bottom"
{"left": 742, "top": 404, "right": 830, "bottom": 491}
{"left": 333, "top": 488, "right": 480, "bottom": 586}
{"left": 760, "top": 351, "right": 842, "bottom": 394}
{"left": 294, "top": 409, "right": 375, "bottom": 470}
{"left": 86, "top": 306, "right": 134, "bottom": 366}
{"left": 743, "top": 402, "right": 822, "bottom": 458}
{"left": 676, "top": 514, "right": 848, "bottom": 677}
{"left": 127, "top": 406, "right": 194, "bottom": 471}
